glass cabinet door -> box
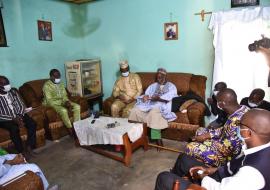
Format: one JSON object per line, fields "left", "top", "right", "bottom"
{"left": 81, "top": 60, "right": 102, "bottom": 97}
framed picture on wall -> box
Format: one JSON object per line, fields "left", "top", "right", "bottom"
{"left": 0, "top": 9, "right": 7, "bottom": 47}
{"left": 37, "top": 20, "right": 52, "bottom": 41}
{"left": 231, "top": 0, "right": 259, "bottom": 8}
{"left": 164, "top": 22, "right": 178, "bottom": 40}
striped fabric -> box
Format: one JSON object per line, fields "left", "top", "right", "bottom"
{"left": 0, "top": 89, "right": 26, "bottom": 121}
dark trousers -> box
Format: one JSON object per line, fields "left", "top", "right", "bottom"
{"left": 155, "top": 171, "right": 191, "bottom": 190}
{"left": 155, "top": 154, "right": 206, "bottom": 190}
{"left": 0, "top": 114, "right": 37, "bottom": 153}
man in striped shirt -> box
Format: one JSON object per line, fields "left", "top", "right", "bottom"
{"left": 0, "top": 76, "right": 37, "bottom": 156}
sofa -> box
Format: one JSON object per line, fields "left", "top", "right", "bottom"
{"left": 103, "top": 72, "right": 207, "bottom": 141}
{"left": 19, "top": 79, "right": 89, "bottom": 140}
{"left": 0, "top": 89, "right": 46, "bottom": 150}
{"left": 0, "top": 171, "right": 44, "bottom": 190}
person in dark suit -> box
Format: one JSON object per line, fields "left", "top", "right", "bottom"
{"left": 155, "top": 109, "right": 270, "bottom": 190}
{"left": 240, "top": 88, "right": 270, "bottom": 111}
{"left": 207, "top": 82, "right": 228, "bottom": 128}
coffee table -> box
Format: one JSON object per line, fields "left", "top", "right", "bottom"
{"left": 74, "top": 116, "right": 148, "bottom": 166}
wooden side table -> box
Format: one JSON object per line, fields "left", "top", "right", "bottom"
{"left": 84, "top": 93, "right": 103, "bottom": 111}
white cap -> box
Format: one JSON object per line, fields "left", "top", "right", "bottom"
{"left": 119, "top": 60, "right": 129, "bottom": 69}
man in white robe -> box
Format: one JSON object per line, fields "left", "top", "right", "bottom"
{"left": 128, "top": 68, "right": 177, "bottom": 146}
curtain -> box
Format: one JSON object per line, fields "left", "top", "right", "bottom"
{"left": 209, "top": 6, "right": 270, "bottom": 101}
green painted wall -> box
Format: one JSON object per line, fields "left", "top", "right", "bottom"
{"left": 0, "top": 0, "right": 85, "bottom": 85}
{"left": 1, "top": 0, "right": 270, "bottom": 100}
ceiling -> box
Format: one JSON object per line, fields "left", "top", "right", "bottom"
{"left": 62, "top": 0, "right": 96, "bottom": 4}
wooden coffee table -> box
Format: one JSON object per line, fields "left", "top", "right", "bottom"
{"left": 74, "top": 117, "right": 148, "bottom": 167}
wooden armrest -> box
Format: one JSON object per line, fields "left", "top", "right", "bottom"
{"left": 187, "top": 184, "right": 206, "bottom": 190}
{"left": 0, "top": 171, "right": 44, "bottom": 190}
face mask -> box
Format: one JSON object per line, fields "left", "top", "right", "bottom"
{"left": 122, "top": 71, "right": 129, "bottom": 77}
{"left": 217, "top": 101, "right": 224, "bottom": 111}
{"left": 3, "top": 84, "right": 11, "bottom": 92}
{"left": 237, "top": 128, "right": 246, "bottom": 142}
{"left": 213, "top": 90, "right": 219, "bottom": 96}
{"left": 54, "top": 78, "right": 61, "bottom": 84}
{"left": 248, "top": 100, "right": 258, "bottom": 108}
{"left": 242, "top": 143, "right": 247, "bottom": 151}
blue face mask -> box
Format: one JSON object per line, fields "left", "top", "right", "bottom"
{"left": 237, "top": 127, "right": 245, "bottom": 142}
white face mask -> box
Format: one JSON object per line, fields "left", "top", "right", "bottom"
{"left": 54, "top": 78, "right": 61, "bottom": 84}
{"left": 217, "top": 101, "right": 224, "bottom": 111}
{"left": 3, "top": 84, "right": 11, "bottom": 92}
{"left": 242, "top": 143, "right": 247, "bottom": 151}
{"left": 122, "top": 71, "right": 129, "bottom": 77}
{"left": 213, "top": 90, "right": 219, "bottom": 96}
{"left": 248, "top": 100, "right": 258, "bottom": 108}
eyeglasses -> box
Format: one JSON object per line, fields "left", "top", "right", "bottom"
{"left": 235, "top": 120, "right": 268, "bottom": 136}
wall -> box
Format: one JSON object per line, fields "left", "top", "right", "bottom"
{"left": 80, "top": 0, "right": 270, "bottom": 98}
{"left": 0, "top": 0, "right": 270, "bottom": 100}
{"left": 0, "top": 0, "right": 85, "bottom": 86}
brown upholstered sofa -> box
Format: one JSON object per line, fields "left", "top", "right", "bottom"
{"left": 19, "top": 79, "right": 89, "bottom": 140}
{"left": 0, "top": 90, "right": 46, "bottom": 150}
{"left": 103, "top": 72, "right": 207, "bottom": 141}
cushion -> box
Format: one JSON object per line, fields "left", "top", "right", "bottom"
{"left": 179, "top": 99, "right": 197, "bottom": 112}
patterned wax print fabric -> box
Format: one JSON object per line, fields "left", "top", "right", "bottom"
{"left": 185, "top": 105, "right": 249, "bottom": 167}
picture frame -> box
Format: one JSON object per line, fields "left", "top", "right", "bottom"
{"left": 231, "top": 0, "right": 259, "bottom": 8}
{"left": 0, "top": 9, "right": 7, "bottom": 47}
{"left": 37, "top": 20, "right": 52, "bottom": 41}
{"left": 164, "top": 22, "right": 178, "bottom": 40}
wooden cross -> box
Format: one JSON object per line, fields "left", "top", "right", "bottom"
{"left": 194, "top": 9, "right": 212, "bottom": 22}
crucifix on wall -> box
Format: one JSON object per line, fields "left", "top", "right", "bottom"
{"left": 194, "top": 9, "right": 212, "bottom": 22}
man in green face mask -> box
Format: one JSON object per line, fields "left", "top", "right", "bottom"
{"left": 43, "top": 69, "right": 81, "bottom": 137}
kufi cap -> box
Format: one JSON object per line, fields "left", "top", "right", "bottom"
{"left": 157, "top": 68, "right": 167, "bottom": 75}
{"left": 119, "top": 60, "right": 129, "bottom": 69}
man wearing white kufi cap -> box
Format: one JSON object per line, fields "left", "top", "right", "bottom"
{"left": 111, "top": 60, "right": 143, "bottom": 117}
{"left": 129, "top": 68, "right": 178, "bottom": 147}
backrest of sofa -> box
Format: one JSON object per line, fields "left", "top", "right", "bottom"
{"left": 190, "top": 75, "right": 207, "bottom": 99}
{"left": 19, "top": 79, "right": 48, "bottom": 107}
{"left": 137, "top": 72, "right": 206, "bottom": 99}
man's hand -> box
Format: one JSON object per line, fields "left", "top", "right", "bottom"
{"left": 13, "top": 116, "right": 24, "bottom": 128}
{"left": 142, "top": 95, "right": 151, "bottom": 102}
{"left": 4, "top": 154, "right": 26, "bottom": 165}
{"left": 191, "top": 133, "right": 211, "bottom": 142}
{"left": 124, "top": 98, "right": 134, "bottom": 104}
{"left": 189, "top": 166, "right": 217, "bottom": 180}
{"left": 151, "top": 95, "right": 160, "bottom": 102}
{"left": 207, "top": 97, "right": 213, "bottom": 105}
{"left": 64, "top": 101, "right": 72, "bottom": 111}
